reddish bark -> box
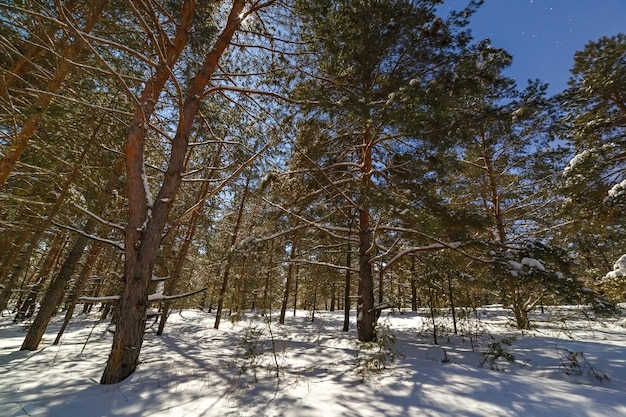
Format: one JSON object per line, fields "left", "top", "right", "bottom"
{"left": 101, "top": 0, "right": 247, "bottom": 384}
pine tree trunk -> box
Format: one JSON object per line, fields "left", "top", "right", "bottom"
{"left": 343, "top": 242, "right": 351, "bottom": 332}
{"left": 410, "top": 256, "right": 418, "bottom": 311}
{"left": 447, "top": 274, "right": 457, "bottom": 335}
{"left": 214, "top": 172, "right": 250, "bottom": 329}
{"left": 101, "top": 0, "right": 246, "bottom": 384}
{"left": 356, "top": 133, "right": 376, "bottom": 342}
{"left": 357, "top": 207, "right": 376, "bottom": 342}
{"left": 262, "top": 248, "right": 273, "bottom": 316}
{"left": 293, "top": 267, "right": 299, "bottom": 316}
{"left": 14, "top": 233, "right": 66, "bottom": 322}
{"left": 54, "top": 242, "right": 103, "bottom": 345}
{"left": 279, "top": 235, "right": 298, "bottom": 324}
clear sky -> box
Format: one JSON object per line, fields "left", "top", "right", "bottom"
{"left": 443, "top": 0, "right": 626, "bottom": 95}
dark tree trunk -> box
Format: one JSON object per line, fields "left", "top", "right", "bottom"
{"left": 343, "top": 243, "right": 351, "bottom": 331}
{"left": 14, "top": 233, "right": 66, "bottom": 322}
{"left": 262, "top": 248, "right": 273, "bottom": 316}
{"left": 279, "top": 236, "right": 298, "bottom": 324}
{"left": 19, "top": 139, "right": 115, "bottom": 350}
{"left": 447, "top": 274, "right": 457, "bottom": 335}
{"left": 357, "top": 208, "right": 375, "bottom": 342}
{"left": 410, "top": 256, "right": 418, "bottom": 311}
{"left": 311, "top": 277, "right": 318, "bottom": 322}
{"left": 293, "top": 266, "right": 299, "bottom": 316}
{"left": 428, "top": 286, "right": 438, "bottom": 345}
{"left": 356, "top": 133, "right": 375, "bottom": 342}
{"left": 54, "top": 243, "right": 103, "bottom": 345}
{"left": 214, "top": 172, "right": 250, "bottom": 329}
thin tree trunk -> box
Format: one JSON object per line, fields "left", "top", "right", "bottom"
{"left": 14, "top": 233, "right": 66, "bottom": 322}
{"left": 279, "top": 235, "right": 298, "bottom": 324}
{"left": 343, "top": 241, "right": 351, "bottom": 332}
{"left": 293, "top": 265, "right": 299, "bottom": 316}
{"left": 357, "top": 132, "right": 375, "bottom": 342}
{"left": 429, "top": 286, "right": 438, "bottom": 345}
{"left": 214, "top": 172, "right": 250, "bottom": 329}
{"left": 447, "top": 274, "right": 457, "bottom": 335}
{"left": 54, "top": 242, "right": 103, "bottom": 345}
{"left": 12, "top": 237, "right": 53, "bottom": 314}
{"left": 311, "top": 276, "right": 318, "bottom": 322}
{"left": 410, "top": 256, "right": 418, "bottom": 311}
{"left": 262, "top": 247, "right": 274, "bottom": 316}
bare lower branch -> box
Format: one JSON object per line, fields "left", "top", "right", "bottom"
{"left": 52, "top": 221, "right": 124, "bottom": 250}
{"left": 148, "top": 286, "right": 208, "bottom": 301}
{"left": 72, "top": 203, "right": 126, "bottom": 231}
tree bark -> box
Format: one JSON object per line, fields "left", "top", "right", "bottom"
{"left": 14, "top": 233, "right": 66, "bottom": 322}
{"left": 262, "top": 247, "right": 273, "bottom": 316}
{"left": 357, "top": 132, "right": 375, "bottom": 342}
{"left": 293, "top": 265, "right": 299, "bottom": 316}
{"left": 357, "top": 207, "right": 375, "bottom": 342}
{"left": 101, "top": 0, "right": 246, "bottom": 384}
{"left": 410, "top": 256, "right": 418, "bottom": 311}
{"left": 54, "top": 242, "right": 103, "bottom": 345}
{"left": 214, "top": 171, "right": 250, "bottom": 329}
{"left": 343, "top": 240, "right": 351, "bottom": 332}
{"left": 279, "top": 235, "right": 298, "bottom": 324}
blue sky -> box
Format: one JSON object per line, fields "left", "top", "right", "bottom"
{"left": 443, "top": 0, "right": 626, "bottom": 95}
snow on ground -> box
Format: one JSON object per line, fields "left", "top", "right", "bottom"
{"left": 1, "top": 306, "right": 626, "bottom": 416}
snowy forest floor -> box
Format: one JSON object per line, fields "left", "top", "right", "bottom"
{"left": 1, "top": 305, "right": 626, "bottom": 416}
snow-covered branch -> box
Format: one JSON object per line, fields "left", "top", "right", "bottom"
{"left": 201, "top": 85, "right": 308, "bottom": 104}
{"left": 79, "top": 295, "right": 121, "bottom": 303}
{"left": 151, "top": 275, "right": 169, "bottom": 282}
{"left": 148, "top": 287, "right": 208, "bottom": 301}
{"left": 52, "top": 221, "right": 124, "bottom": 250}
{"left": 262, "top": 198, "right": 356, "bottom": 242}
{"left": 72, "top": 203, "right": 125, "bottom": 231}
{"left": 290, "top": 258, "right": 359, "bottom": 273}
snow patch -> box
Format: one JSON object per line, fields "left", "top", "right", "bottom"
{"left": 521, "top": 257, "right": 546, "bottom": 271}
{"left": 605, "top": 254, "right": 626, "bottom": 280}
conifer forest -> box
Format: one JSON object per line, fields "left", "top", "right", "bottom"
{"left": 1, "top": 1, "right": 625, "bottom": 415}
